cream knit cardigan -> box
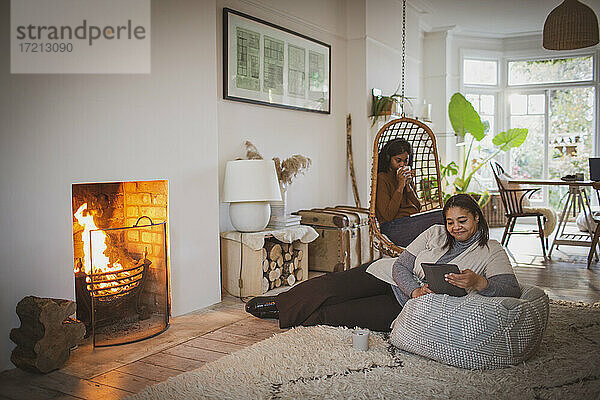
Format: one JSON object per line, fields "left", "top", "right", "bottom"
{"left": 367, "top": 225, "right": 514, "bottom": 294}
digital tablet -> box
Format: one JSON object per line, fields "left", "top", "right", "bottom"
{"left": 421, "top": 263, "right": 467, "bottom": 297}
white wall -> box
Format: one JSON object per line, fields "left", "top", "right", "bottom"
{"left": 0, "top": 0, "right": 220, "bottom": 371}
{"left": 345, "top": 0, "right": 368, "bottom": 207}
{"left": 361, "top": 0, "right": 424, "bottom": 203}
{"left": 0, "top": 0, "right": 428, "bottom": 372}
{"left": 216, "top": 0, "right": 350, "bottom": 230}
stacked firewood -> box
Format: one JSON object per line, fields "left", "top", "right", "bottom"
{"left": 262, "top": 238, "right": 304, "bottom": 293}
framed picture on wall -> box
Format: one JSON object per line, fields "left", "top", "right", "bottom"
{"left": 223, "top": 8, "right": 331, "bottom": 114}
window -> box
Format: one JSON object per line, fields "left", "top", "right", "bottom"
{"left": 508, "top": 56, "right": 593, "bottom": 86}
{"left": 465, "top": 93, "right": 497, "bottom": 186}
{"left": 547, "top": 87, "right": 595, "bottom": 208}
{"left": 463, "top": 59, "right": 498, "bottom": 86}
{"left": 508, "top": 93, "right": 546, "bottom": 200}
{"left": 462, "top": 56, "right": 499, "bottom": 189}
{"left": 462, "top": 52, "right": 597, "bottom": 209}
{"left": 507, "top": 57, "right": 596, "bottom": 208}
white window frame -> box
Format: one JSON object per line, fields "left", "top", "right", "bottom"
{"left": 460, "top": 48, "right": 599, "bottom": 206}
{"left": 460, "top": 49, "right": 503, "bottom": 192}
{"left": 504, "top": 48, "right": 599, "bottom": 157}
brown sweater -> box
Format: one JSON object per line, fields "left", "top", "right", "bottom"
{"left": 375, "top": 170, "right": 421, "bottom": 223}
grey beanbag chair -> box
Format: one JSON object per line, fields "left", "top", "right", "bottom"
{"left": 389, "top": 285, "right": 549, "bottom": 369}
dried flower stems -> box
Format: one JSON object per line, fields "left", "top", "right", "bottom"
{"left": 243, "top": 141, "right": 311, "bottom": 187}
{"left": 272, "top": 155, "right": 312, "bottom": 187}
{"left": 244, "top": 140, "right": 263, "bottom": 160}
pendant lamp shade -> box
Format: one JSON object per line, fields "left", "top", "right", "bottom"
{"left": 543, "top": 0, "right": 599, "bottom": 50}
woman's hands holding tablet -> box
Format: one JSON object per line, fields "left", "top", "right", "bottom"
{"left": 411, "top": 283, "right": 433, "bottom": 298}
{"left": 445, "top": 269, "right": 488, "bottom": 291}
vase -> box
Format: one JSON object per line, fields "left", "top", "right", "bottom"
{"left": 269, "top": 186, "right": 287, "bottom": 226}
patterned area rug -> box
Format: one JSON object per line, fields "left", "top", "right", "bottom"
{"left": 128, "top": 301, "right": 600, "bottom": 400}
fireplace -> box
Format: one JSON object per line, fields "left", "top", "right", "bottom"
{"left": 72, "top": 180, "right": 170, "bottom": 347}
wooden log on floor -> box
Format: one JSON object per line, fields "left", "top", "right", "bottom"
{"left": 10, "top": 296, "right": 86, "bottom": 373}
{"left": 295, "top": 268, "right": 303, "bottom": 282}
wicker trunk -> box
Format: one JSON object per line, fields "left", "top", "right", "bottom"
{"left": 481, "top": 193, "right": 507, "bottom": 228}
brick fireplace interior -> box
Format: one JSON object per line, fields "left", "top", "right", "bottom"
{"left": 71, "top": 180, "right": 170, "bottom": 347}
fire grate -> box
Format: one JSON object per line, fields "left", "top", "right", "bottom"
{"left": 74, "top": 216, "right": 169, "bottom": 347}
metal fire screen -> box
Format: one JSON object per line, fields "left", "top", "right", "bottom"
{"left": 80, "top": 217, "right": 169, "bottom": 347}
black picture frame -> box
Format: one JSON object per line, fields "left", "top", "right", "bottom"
{"left": 223, "top": 8, "right": 331, "bottom": 114}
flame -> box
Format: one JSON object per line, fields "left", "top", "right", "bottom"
{"left": 74, "top": 203, "right": 142, "bottom": 298}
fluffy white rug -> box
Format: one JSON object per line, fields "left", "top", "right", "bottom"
{"left": 128, "top": 301, "right": 600, "bottom": 400}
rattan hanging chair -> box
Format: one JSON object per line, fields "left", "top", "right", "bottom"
{"left": 369, "top": 117, "right": 444, "bottom": 257}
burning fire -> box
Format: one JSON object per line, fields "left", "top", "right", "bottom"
{"left": 74, "top": 203, "right": 143, "bottom": 298}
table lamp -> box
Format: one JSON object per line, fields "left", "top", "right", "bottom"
{"left": 222, "top": 159, "right": 282, "bottom": 232}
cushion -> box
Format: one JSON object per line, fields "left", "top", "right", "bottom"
{"left": 389, "top": 285, "right": 549, "bottom": 370}
{"left": 576, "top": 209, "right": 600, "bottom": 233}
{"left": 366, "top": 257, "right": 397, "bottom": 286}
{"left": 498, "top": 171, "right": 558, "bottom": 236}
{"left": 522, "top": 206, "right": 557, "bottom": 237}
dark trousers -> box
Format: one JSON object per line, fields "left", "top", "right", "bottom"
{"left": 380, "top": 209, "right": 443, "bottom": 247}
{"left": 276, "top": 262, "right": 402, "bottom": 332}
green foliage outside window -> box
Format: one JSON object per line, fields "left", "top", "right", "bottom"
{"left": 508, "top": 55, "right": 594, "bottom": 211}
{"left": 508, "top": 56, "right": 593, "bottom": 85}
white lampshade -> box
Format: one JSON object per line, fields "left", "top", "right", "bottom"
{"left": 222, "top": 160, "right": 282, "bottom": 232}
{"left": 222, "top": 160, "right": 282, "bottom": 203}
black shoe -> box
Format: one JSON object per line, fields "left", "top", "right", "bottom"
{"left": 245, "top": 296, "right": 279, "bottom": 319}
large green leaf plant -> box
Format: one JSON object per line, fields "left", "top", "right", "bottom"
{"left": 441, "top": 93, "right": 528, "bottom": 203}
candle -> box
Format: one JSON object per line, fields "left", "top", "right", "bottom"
{"left": 422, "top": 103, "right": 432, "bottom": 121}
{"left": 352, "top": 329, "right": 370, "bottom": 351}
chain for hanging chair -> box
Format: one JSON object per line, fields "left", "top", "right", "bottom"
{"left": 400, "top": 0, "right": 406, "bottom": 117}
{"left": 368, "top": 0, "right": 444, "bottom": 257}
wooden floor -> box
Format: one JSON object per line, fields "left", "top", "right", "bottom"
{"left": 1, "top": 226, "right": 599, "bottom": 399}
{"left": 492, "top": 225, "right": 600, "bottom": 304}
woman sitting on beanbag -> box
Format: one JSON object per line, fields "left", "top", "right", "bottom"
{"left": 245, "top": 194, "right": 521, "bottom": 332}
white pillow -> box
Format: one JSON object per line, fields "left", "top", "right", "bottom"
{"left": 366, "top": 257, "right": 397, "bottom": 286}
{"left": 576, "top": 210, "right": 600, "bottom": 233}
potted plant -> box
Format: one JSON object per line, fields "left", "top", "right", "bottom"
{"left": 369, "top": 89, "right": 413, "bottom": 127}
{"left": 441, "top": 92, "right": 529, "bottom": 205}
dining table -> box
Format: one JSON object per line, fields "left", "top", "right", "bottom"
{"left": 506, "top": 178, "right": 597, "bottom": 258}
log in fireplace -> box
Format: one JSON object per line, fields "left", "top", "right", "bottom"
{"left": 72, "top": 181, "right": 170, "bottom": 347}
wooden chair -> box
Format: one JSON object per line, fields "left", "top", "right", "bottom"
{"left": 369, "top": 118, "right": 443, "bottom": 257}
{"left": 490, "top": 162, "right": 547, "bottom": 257}
{"left": 587, "top": 181, "right": 600, "bottom": 268}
